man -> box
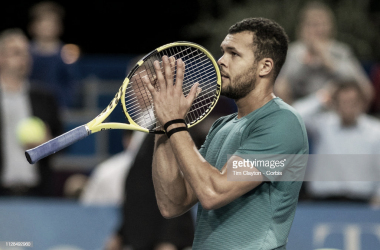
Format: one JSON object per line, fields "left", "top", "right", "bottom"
{"left": 0, "top": 29, "right": 61, "bottom": 196}
{"left": 81, "top": 131, "right": 138, "bottom": 206}
{"left": 28, "top": 1, "right": 76, "bottom": 108}
{"left": 143, "top": 18, "right": 309, "bottom": 249}
{"left": 275, "top": 1, "right": 373, "bottom": 105}
{"left": 294, "top": 80, "right": 380, "bottom": 204}
{"left": 109, "top": 134, "right": 194, "bottom": 250}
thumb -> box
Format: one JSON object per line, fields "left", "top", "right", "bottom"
{"left": 186, "top": 82, "right": 201, "bottom": 105}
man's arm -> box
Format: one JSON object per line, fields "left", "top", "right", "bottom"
{"left": 152, "top": 133, "right": 198, "bottom": 218}
{"left": 146, "top": 56, "right": 263, "bottom": 217}
{"left": 166, "top": 124, "right": 263, "bottom": 213}
{"left": 154, "top": 128, "right": 264, "bottom": 217}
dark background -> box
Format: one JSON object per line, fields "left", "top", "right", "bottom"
{"left": 0, "top": 0, "right": 202, "bottom": 55}
{"left": 2, "top": 0, "right": 380, "bottom": 58}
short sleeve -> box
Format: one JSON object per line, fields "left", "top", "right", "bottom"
{"left": 234, "top": 110, "right": 308, "bottom": 182}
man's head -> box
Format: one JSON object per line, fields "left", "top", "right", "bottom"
{"left": 0, "top": 29, "right": 31, "bottom": 78}
{"left": 218, "top": 17, "right": 288, "bottom": 100}
{"left": 297, "top": 1, "right": 335, "bottom": 42}
{"left": 332, "top": 80, "right": 366, "bottom": 126}
{"left": 28, "top": 1, "right": 65, "bottom": 41}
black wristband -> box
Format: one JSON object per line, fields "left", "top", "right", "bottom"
{"left": 163, "top": 119, "right": 187, "bottom": 132}
{"left": 166, "top": 127, "right": 188, "bottom": 138}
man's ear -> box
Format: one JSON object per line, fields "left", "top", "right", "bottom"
{"left": 258, "top": 58, "right": 274, "bottom": 77}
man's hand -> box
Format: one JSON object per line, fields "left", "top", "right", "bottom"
{"left": 303, "top": 38, "right": 335, "bottom": 71}
{"left": 142, "top": 55, "right": 200, "bottom": 127}
{"left": 104, "top": 234, "right": 122, "bottom": 250}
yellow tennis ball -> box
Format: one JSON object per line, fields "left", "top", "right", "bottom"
{"left": 16, "top": 117, "right": 47, "bottom": 145}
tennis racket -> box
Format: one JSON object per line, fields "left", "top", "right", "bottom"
{"left": 26, "top": 42, "right": 221, "bottom": 164}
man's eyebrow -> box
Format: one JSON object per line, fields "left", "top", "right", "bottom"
{"left": 220, "top": 45, "right": 239, "bottom": 52}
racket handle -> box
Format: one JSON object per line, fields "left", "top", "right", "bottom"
{"left": 25, "top": 125, "right": 90, "bottom": 164}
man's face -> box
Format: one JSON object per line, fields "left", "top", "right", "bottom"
{"left": 301, "top": 9, "right": 333, "bottom": 42}
{"left": 218, "top": 31, "right": 258, "bottom": 100}
{"left": 335, "top": 88, "right": 364, "bottom": 126}
{"left": 30, "top": 13, "right": 62, "bottom": 40}
{"left": 0, "top": 36, "right": 31, "bottom": 77}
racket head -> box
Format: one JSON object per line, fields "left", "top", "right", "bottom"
{"left": 121, "top": 42, "right": 221, "bottom": 133}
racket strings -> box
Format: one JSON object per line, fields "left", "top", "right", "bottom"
{"left": 128, "top": 84, "right": 217, "bottom": 129}
{"left": 125, "top": 46, "right": 218, "bottom": 130}
{"left": 127, "top": 74, "right": 217, "bottom": 128}
{"left": 127, "top": 62, "right": 217, "bottom": 129}
{"left": 126, "top": 55, "right": 216, "bottom": 104}
{"left": 127, "top": 86, "right": 217, "bottom": 130}
{"left": 127, "top": 64, "right": 217, "bottom": 129}
{"left": 124, "top": 52, "right": 212, "bottom": 97}
{"left": 124, "top": 61, "right": 216, "bottom": 116}
{"left": 128, "top": 46, "right": 194, "bottom": 80}
{"left": 125, "top": 58, "right": 215, "bottom": 114}
{"left": 169, "top": 46, "right": 218, "bottom": 124}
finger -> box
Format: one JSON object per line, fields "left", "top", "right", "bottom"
{"left": 175, "top": 58, "right": 185, "bottom": 91}
{"left": 150, "top": 75, "right": 159, "bottom": 91}
{"left": 169, "top": 56, "right": 176, "bottom": 84}
{"left": 141, "top": 74, "right": 156, "bottom": 97}
{"left": 154, "top": 60, "right": 166, "bottom": 92}
{"left": 196, "top": 87, "right": 202, "bottom": 98}
{"left": 162, "top": 55, "right": 173, "bottom": 90}
{"left": 186, "top": 82, "right": 201, "bottom": 105}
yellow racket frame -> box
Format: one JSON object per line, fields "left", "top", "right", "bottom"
{"left": 86, "top": 42, "right": 221, "bottom": 134}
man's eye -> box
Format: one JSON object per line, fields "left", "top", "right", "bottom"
{"left": 232, "top": 52, "right": 238, "bottom": 56}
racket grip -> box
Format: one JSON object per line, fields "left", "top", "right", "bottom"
{"left": 25, "top": 125, "right": 90, "bottom": 164}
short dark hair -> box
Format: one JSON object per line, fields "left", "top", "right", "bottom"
{"left": 297, "top": 1, "right": 336, "bottom": 39}
{"left": 332, "top": 79, "right": 365, "bottom": 102}
{"left": 228, "top": 17, "right": 289, "bottom": 80}
{"left": 29, "top": 1, "right": 65, "bottom": 21}
{"left": 0, "top": 28, "right": 28, "bottom": 54}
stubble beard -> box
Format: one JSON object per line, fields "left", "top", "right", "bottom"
{"left": 221, "top": 64, "right": 257, "bottom": 101}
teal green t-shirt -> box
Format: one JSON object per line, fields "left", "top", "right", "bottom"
{"left": 194, "top": 98, "right": 309, "bottom": 250}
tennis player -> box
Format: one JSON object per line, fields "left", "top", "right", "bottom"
{"left": 144, "top": 18, "right": 309, "bottom": 250}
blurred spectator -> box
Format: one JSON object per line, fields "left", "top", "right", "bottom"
{"left": 294, "top": 79, "right": 380, "bottom": 205}
{"left": 275, "top": 1, "right": 373, "bottom": 106}
{"left": 369, "top": 0, "right": 380, "bottom": 114}
{"left": 64, "top": 173, "right": 88, "bottom": 199}
{"left": 28, "top": 1, "right": 78, "bottom": 108}
{"left": 80, "top": 130, "right": 144, "bottom": 206}
{"left": 369, "top": 63, "right": 380, "bottom": 114}
{"left": 105, "top": 134, "right": 195, "bottom": 250}
{"left": 0, "top": 29, "right": 62, "bottom": 196}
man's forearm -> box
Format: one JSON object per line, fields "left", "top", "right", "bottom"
{"left": 152, "top": 134, "right": 196, "bottom": 217}
{"left": 168, "top": 130, "right": 264, "bottom": 210}
{"left": 167, "top": 128, "right": 228, "bottom": 209}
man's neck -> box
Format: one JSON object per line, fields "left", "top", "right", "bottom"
{"left": 235, "top": 82, "right": 275, "bottom": 119}
{"left": 34, "top": 39, "right": 61, "bottom": 54}
{"left": 340, "top": 118, "right": 359, "bottom": 128}
{"left": 0, "top": 73, "right": 25, "bottom": 92}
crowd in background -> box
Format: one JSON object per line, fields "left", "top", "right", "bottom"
{"left": 275, "top": 1, "right": 380, "bottom": 206}
{"left": 0, "top": 2, "right": 67, "bottom": 197}
{"left": 1, "top": 1, "right": 380, "bottom": 250}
